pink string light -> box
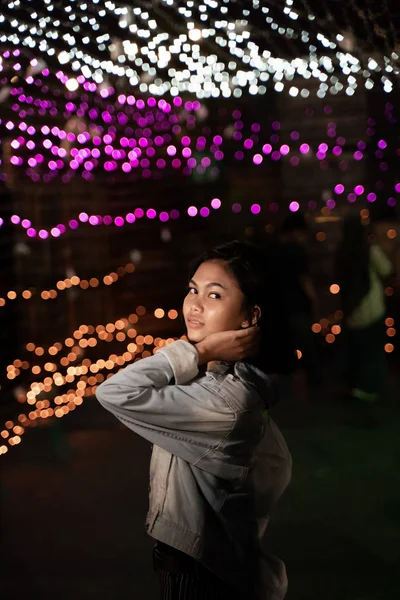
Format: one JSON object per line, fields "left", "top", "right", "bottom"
{"left": 2, "top": 174, "right": 398, "bottom": 241}
{"left": 1, "top": 56, "right": 397, "bottom": 189}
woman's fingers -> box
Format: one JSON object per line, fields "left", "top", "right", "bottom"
{"left": 196, "top": 326, "right": 261, "bottom": 363}
{"left": 234, "top": 327, "right": 261, "bottom": 357}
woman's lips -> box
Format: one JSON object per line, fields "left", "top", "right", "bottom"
{"left": 187, "top": 318, "right": 204, "bottom": 328}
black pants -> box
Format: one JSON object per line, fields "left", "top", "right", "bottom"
{"left": 346, "top": 318, "right": 387, "bottom": 397}
{"left": 153, "top": 542, "right": 242, "bottom": 600}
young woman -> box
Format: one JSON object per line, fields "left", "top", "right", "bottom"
{"left": 96, "top": 241, "right": 292, "bottom": 599}
{"left": 335, "top": 216, "right": 392, "bottom": 401}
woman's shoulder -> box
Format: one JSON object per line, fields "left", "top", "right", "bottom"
{"left": 204, "top": 361, "right": 271, "bottom": 412}
{"left": 233, "top": 361, "right": 271, "bottom": 391}
{"left": 206, "top": 361, "right": 270, "bottom": 391}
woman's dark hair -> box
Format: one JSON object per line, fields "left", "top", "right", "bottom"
{"left": 335, "top": 216, "right": 371, "bottom": 316}
{"left": 189, "top": 240, "right": 296, "bottom": 375}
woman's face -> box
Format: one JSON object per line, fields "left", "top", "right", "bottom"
{"left": 183, "top": 260, "right": 249, "bottom": 343}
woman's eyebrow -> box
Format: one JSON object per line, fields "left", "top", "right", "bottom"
{"left": 207, "top": 282, "right": 226, "bottom": 290}
{"left": 189, "top": 279, "right": 226, "bottom": 290}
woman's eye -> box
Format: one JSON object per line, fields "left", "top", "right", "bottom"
{"left": 188, "top": 287, "right": 196, "bottom": 294}
{"left": 209, "top": 292, "right": 221, "bottom": 299}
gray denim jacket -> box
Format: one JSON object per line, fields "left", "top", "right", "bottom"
{"left": 96, "top": 340, "right": 291, "bottom": 599}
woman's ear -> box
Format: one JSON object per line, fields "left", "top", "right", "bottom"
{"left": 251, "top": 305, "right": 262, "bottom": 326}
{"left": 241, "top": 305, "right": 262, "bottom": 328}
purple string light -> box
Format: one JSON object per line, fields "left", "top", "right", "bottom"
{"left": 4, "top": 173, "right": 398, "bottom": 241}
{"left": 2, "top": 58, "right": 397, "bottom": 187}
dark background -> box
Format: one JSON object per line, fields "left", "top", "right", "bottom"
{"left": 1, "top": 1, "right": 400, "bottom": 598}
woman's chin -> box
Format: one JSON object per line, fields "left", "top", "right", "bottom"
{"left": 186, "top": 329, "right": 205, "bottom": 343}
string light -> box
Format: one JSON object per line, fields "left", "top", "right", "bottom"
{"left": 5, "top": 306, "right": 180, "bottom": 384}
{"left": 0, "top": 53, "right": 397, "bottom": 219}
{"left": 2, "top": 176, "right": 397, "bottom": 242}
{"left": 2, "top": 336, "right": 183, "bottom": 454}
{"left": 0, "top": 263, "right": 135, "bottom": 309}
{"left": 1, "top": 305, "right": 187, "bottom": 454}
{"left": 1, "top": 60, "right": 398, "bottom": 184}
{"left": 309, "top": 315, "right": 397, "bottom": 352}
{"left": 0, "top": 0, "right": 397, "bottom": 98}
{"left": 0, "top": 56, "right": 397, "bottom": 211}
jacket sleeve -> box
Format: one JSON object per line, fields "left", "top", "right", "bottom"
{"left": 95, "top": 340, "right": 236, "bottom": 462}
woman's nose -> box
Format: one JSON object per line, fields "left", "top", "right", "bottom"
{"left": 191, "top": 296, "right": 203, "bottom": 312}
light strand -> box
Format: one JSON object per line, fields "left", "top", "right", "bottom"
{"left": 0, "top": 262, "right": 135, "bottom": 309}
{"left": 0, "top": 0, "right": 397, "bottom": 97}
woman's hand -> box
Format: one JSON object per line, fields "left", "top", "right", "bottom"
{"left": 196, "top": 327, "right": 261, "bottom": 365}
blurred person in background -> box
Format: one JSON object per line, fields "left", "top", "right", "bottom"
{"left": 96, "top": 241, "right": 293, "bottom": 600}
{"left": 335, "top": 216, "right": 392, "bottom": 402}
{"left": 373, "top": 217, "right": 400, "bottom": 292}
{"left": 271, "top": 212, "right": 321, "bottom": 390}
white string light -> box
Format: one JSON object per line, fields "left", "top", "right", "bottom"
{"left": 0, "top": 0, "right": 397, "bottom": 98}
